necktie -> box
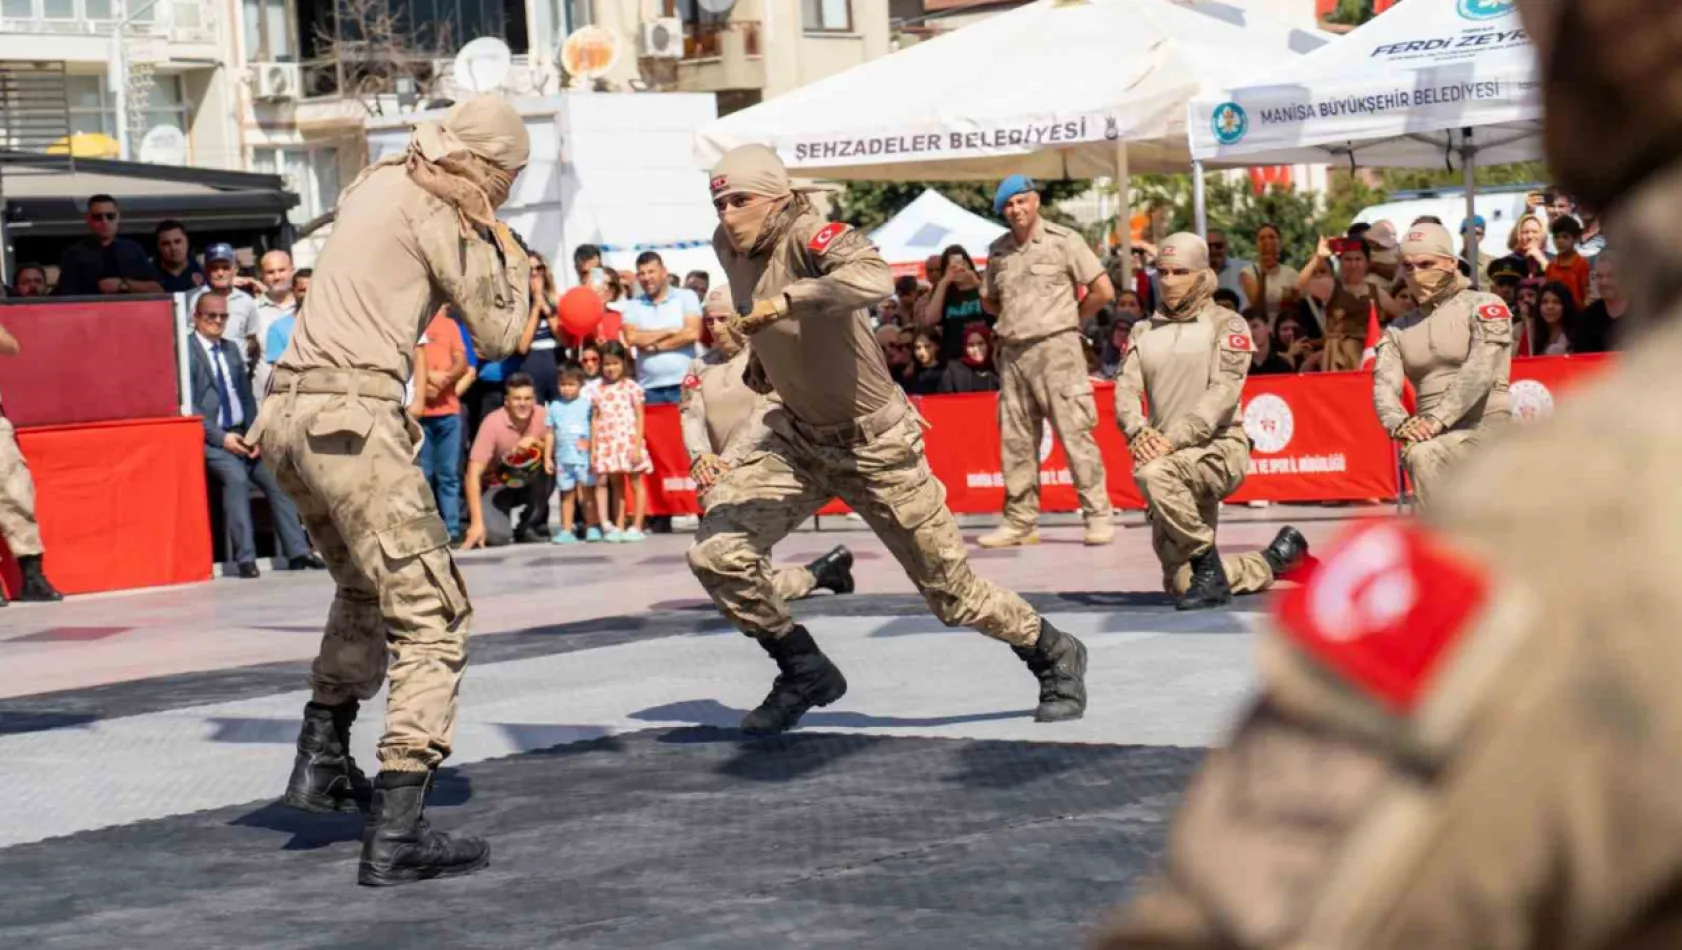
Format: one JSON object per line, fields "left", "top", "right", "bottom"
{"left": 211, "top": 344, "right": 234, "bottom": 430}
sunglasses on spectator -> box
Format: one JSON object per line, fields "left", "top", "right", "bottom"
{"left": 89, "top": 212, "right": 117, "bottom": 221}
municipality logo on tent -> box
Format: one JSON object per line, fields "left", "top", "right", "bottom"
{"left": 1211, "top": 103, "right": 1248, "bottom": 146}
{"left": 1457, "top": 0, "right": 1514, "bottom": 20}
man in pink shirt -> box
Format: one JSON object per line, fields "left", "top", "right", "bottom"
{"left": 462, "top": 372, "right": 548, "bottom": 548}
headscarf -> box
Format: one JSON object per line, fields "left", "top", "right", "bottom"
{"left": 960, "top": 322, "right": 995, "bottom": 369}
{"left": 1400, "top": 222, "right": 1468, "bottom": 310}
{"left": 710, "top": 144, "right": 822, "bottom": 254}
{"left": 1155, "top": 232, "right": 1217, "bottom": 320}
{"left": 344, "top": 95, "right": 529, "bottom": 258}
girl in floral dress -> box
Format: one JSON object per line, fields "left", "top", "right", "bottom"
{"left": 589, "top": 342, "right": 650, "bottom": 542}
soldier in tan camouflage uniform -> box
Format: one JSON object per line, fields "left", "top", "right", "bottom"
{"left": 976, "top": 174, "right": 1116, "bottom": 549}
{"left": 680, "top": 284, "right": 854, "bottom": 602}
{"left": 1094, "top": 1, "right": 1682, "bottom": 945}
{"left": 1112, "top": 233, "right": 1308, "bottom": 611}
{"left": 689, "top": 145, "right": 1088, "bottom": 734}
{"left": 0, "top": 319, "right": 63, "bottom": 607}
{"left": 258, "top": 96, "right": 531, "bottom": 886}
{"left": 1372, "top": 221, "right": 1515, "bottom": 508}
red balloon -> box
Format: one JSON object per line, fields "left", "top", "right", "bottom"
{"left": 558, "top": 286, "right": 604, "bottom": 340}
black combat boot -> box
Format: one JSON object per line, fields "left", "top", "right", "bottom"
{"left": 1012, "top": 618, "right": 1088, "bottom": 722}
{"left": 16, "top": 555, "right": 62, "bottom": 602}
{"left": 1262, "top": 526, "right": 1310, "bottom": 577}
{"left": 741, "top": 626, "right": 849, "bottom": 735}
{"left": 283, "top": 701, "right": 373, "bottom": 814}
{"left": 806, "top": 546, "right": 855, "bottom": 595}
{"left": 358, "top": 770, "right": 490, "bottom": 887}
{"left": 1177, "top": 548, "right": 1233, "bottom": 611}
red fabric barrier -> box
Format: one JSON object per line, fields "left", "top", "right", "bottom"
{"left": 0, "top": 297, "right": 181, "bottom": 427}
{"left": 640, "top": 355, "right": 1614, "bottom": 516}
{"left": 0, "top": 416, "right": 212, "bottom": 597}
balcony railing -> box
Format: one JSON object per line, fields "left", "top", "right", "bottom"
{"left": 683, "top": 20, "right": 760, "bottom": 60}
{"left": 0, "top": 0, "right": 217, "bottom": 45}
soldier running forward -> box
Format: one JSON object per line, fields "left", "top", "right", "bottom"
{"left": 680, "top": 284, "right": 855, "bottom": 603}
{"left": 976, "top": 174, "right": 1117, "bottom": 549}
{"left": 1113, "top": 233, "right": 1308, "bottom": 611}
{"left": 1373, "top": 221, "right": 1515, "bottom": 508}
{"left": 0, "top": 319, "right": 64, "bottom": 607}
{"left": 259, "top": 96, "right": 531, "bottom": 886}
{"left": 688, "top": 145, "right": 1088, "bottom": 734}
{"left": 1094, "top": 1, "right": 1682, "bottom": 944}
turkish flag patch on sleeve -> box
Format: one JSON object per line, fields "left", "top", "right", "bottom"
{"left": 808, "top": 222, "right": 849, "bottom": 255}
{"left": 682, "top": 373, "right": 702, "bottom": 390}
{"left": 1273, "top": 520, "right": 1490, "bottom": 713}
{"left": 1226, "top": 333, "right": 1253, "bottom": 352}
{"left": 1477, "top": 302, "right": 1512, "bottom": 322}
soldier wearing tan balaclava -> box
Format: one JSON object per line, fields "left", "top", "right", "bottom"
{"left": 688, "top": 144, "right": 1089, "bottom": 735}
{"left": 1113, "top": 233, "right": 1308, "bottom": 611}
{"left": 1093, "top": 2, "right": 1682, "bottom": 946}
{"left": 259, "top": 95, "right": 532, "bottom": 887}
{"left": 1373, "top": 221, "right": 1515, "bottom": 508}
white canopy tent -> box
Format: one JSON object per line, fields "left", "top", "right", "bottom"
{"left": 695, "top": 0, "right": 1327, "bottom": 267}
{"left": 868, "top": 189, "right": 1007, "bottom": 277}
{"left": 696, "top": 0, "right": 1326, "bottom": 179}
{"left": 1189, "top": 0, "right": 1540, "bottom": 283}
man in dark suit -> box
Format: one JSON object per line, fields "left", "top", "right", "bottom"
{"left": 189, "top": 292, "right": 322, "bottom": 577}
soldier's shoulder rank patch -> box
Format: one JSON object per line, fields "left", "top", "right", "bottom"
{"left": 1477, "top": 301, "right": 1512, "bottom": 322}
{"left": 1222, "top": 316, "right": 1252, "bottom": 351}
{"left": 808, "top": 222, "right": 850, "bottom": 255}
{"left": 1274, "top": 520, "right": 1489, "bottom": 713}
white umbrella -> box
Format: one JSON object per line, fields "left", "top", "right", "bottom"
{"left": 1189, "top": 0, "right": 1539, "bottom": 283}
{"left": 697, "top": 0, "right": 1326, "bottom": 180}
{"left": 867, "top": 189, "right": 1007, "bottom": 276}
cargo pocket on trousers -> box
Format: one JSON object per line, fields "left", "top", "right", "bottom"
{"left": 1060, "top": 384, "right": 1098, "bottom": 434}
{"left": 375, "top": 515, "right": 468, "bottom": 626}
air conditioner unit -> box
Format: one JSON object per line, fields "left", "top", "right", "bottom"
{"left": 251, "top": 62, "right": 301, "bottom": 102}
{"left": 641, "top": 17, "right": 683, "bottom": 58}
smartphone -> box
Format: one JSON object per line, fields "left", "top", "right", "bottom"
{"left": 588, "top": 266, "right": 605, "bottom": 285}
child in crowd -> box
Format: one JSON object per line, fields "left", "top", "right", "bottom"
{"left": 544, "top": 361, "right": 601, "bottom": 544}
{"left": 1544, "top": 215, "right": 1591, "bottom": 307}
{"left": 589, "top": 341, "right": 650, "bottom": 542}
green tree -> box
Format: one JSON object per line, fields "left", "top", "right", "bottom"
{"left": 1325, "top": 0, "right": 1374, "bottom": 27}
{"left": 834, "top": 179, "right": 1089, "bottom": 233}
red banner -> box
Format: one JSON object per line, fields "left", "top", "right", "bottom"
{"left": 640, "top": 355, "right": 1614, "bottom": 516}
{"left": 0, "top": 416, "right": 212, "bottom": 596}
{"left": 0, "top": 297, "right": 181, "bottom": 427}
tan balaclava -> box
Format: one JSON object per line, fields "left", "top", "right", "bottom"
{"left": 1155, "top": 232, "right": 1218, "bottom": 320}
{"left": 344, "top": 95, "right": 529, "bottom": 259}
{"left": 704, "top": 284, "right": 742, "bottom": 355}
{"left": 710, "top": 144, "right": 819, "bottom": 255}
{"left": 1399, "top": 223, "right": 1467, "bottom": 310}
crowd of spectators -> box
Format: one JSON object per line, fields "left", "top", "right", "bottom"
{"left": 860, "top": 186, "right": 1624, "bottom": 395}
{"left": 0, "top": 184, "right": 1630, "bottom": 572}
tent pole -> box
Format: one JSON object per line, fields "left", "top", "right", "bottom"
{"left": 1115, "top": 139, "right": 1132, "bottom": 288}
{"left": 1193, "top": 160, "right": 1208, "bottom": 239}
{"left": 1462, "top": 126, "right": 1479, "bottom": 290}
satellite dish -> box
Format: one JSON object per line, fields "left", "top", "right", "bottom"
{"left": 453, "top": 36, "right": 513, "bottom": 93}
{"left": 559, "top": 25, "right": 621, "bottom": 80}
{"left": 698, "top": 0, "right": 736, "bottom": 12}
{"left": 138, "top": 125, "right": 188, "bottom": 166}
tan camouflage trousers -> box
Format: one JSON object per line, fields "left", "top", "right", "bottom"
{"left": 259, "top": 388, "right": 470, "bottom": 773}
{"left": 997, "top": 331, "right": 1112, "bottom": 529}
{"left": 690, "top": 405, "right": 1040, "bottom": 646}
{"left": 699, "top": 488, "right": 818, "bottom": 603}
{"left": 1402, "top": 429, "right": 1480, "bottom": 509}
{"left": 0, "top": 417, "right": 43, "bottom": 557}
{"left": 1134, "top": 437, "right": 1274, "bottom": 596}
